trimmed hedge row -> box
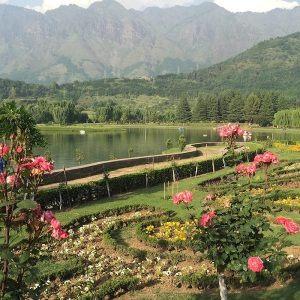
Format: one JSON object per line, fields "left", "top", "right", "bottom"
{"left": 38, "top": 147, "right": 262, "bottom": 210}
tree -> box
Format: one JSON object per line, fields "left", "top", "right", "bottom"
{"left": 258, "top": 93, "right": 275, "bottom": 126}
{"left": 176, "top": 97, "right": 192, "bottom": 123}
{"left": 244, "top": 93, "right": 261, "bottom": 124}
{"left": 193, "top": 95, "right": 208, "bottom": 122}
{"left": 0, "top": 102, "right": 45, "bottom": 151}
{"left": 227, "top": 91, "right": 244, "bottom": 122}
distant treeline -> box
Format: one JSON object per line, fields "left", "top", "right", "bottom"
{"left": 0, "top": 78, "right": 299, "bottom": 126}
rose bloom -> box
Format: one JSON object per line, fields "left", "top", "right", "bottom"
{"left": 16, "top": 145, "right": 23, "bottom": 153}
{"left": 283, "top": 220, "right": 300, "bottom": 234}
{"left": 248, "top": 256, "right": 264, "bottom": 272}
{"left": 6, "top": 175, "right": 17, "bottom": 184}
{"left": 200, "top": 211, "right": 216, "bottom": 227}
{"left": 236, "top": 163, "right": 247, "bottom": 174}
{"left": 51, "top": 228, "right": 69, "bottom": 240}
{"left": 246, "top": 163, "right": 257, "bottom": 176}
{"left": 172, "top": 191, "right": 193, "bottom": 205}
{"left": 50, "top": 218, "right": 61, "bottom": 230}
{"left": 275, "top": 216, "right": 291, "bottom": 225}
{"left": 205, "top": 194, "right": 216, "bottom": 201}
{"left": 41, "top": 211, "right": 55, "bottom": 224}
{"left": 182, "top": 191, "right": 193, "bottom": 203}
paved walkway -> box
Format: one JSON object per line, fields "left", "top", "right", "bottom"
{"left": 40, "top": 146, "right": 225, "bottom": 190}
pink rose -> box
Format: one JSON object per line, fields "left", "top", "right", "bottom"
{"left": 172, "top": 192, "right": 183, "bottom": 205}
{"left": 41, "top": 211, "right": 55, "bottom": 224}
{"left": 16, "top": 145, "right": 23, "bottom": 154}
{"left": 172, "top": 191, "right": 193, "bottom": 205}
{"left": 6, "top": 175, "right": 17, "bottom": 186}
{"left": 0, "top": 172, "right": 6, "bottom": 185}
{"left": 205, "top": 194, "right": 216, "bottom": 201}
{"left": 182, "top": 191, "right": 193, "bottom": 203}
{"left": 283, "top": 220, "right": 300, "bottom": 234}
{"left": 236, "top": 163, "right": 246, "bottom": 174}
{"left": 200, "top": 211, "right": 216, "bottom": 227}
{"left": 275, "top": 216, "right": 291, "bottom": 225}
{"left": 51, "top": 228, "right": 69, "bottom": 239}
{"left": 50, "top": 218, "right": 61, "bottom": 230}
{"left": 248, "top": 256, "right": 264, "bottom": 272}
{"left": 0, "top": 144, "right": 9, "bottom": 157}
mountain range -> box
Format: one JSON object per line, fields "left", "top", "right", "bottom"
{"left": 2, "top": 0, "right": 300, "bottom": 83}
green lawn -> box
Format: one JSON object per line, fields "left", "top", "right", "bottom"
{"left": 135, "top": 278, "right": 300, "bottom": 300}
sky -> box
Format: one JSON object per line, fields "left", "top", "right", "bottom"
{"left": 0, "top": 0, "right": 299, "bottom": 13}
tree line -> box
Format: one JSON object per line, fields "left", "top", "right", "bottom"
{"left": 177, "top": 90, "right": 295, "bottom": 126}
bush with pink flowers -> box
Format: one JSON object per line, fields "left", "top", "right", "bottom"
{"left": 0, "top": 134, "right": 68, "bottom": 298}
{"left": 218, "top": 124, "right": 244, "bottom": 153}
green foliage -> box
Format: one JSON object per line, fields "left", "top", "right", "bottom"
{"left": 176, "top": 98, "right": 192, "bottom": 123}
{"left": 80, "top": 276, "right": 139, "bottom": 300}
{"left": 178, "top": 134, "right": 187, "bottom": 152}
{"left": 166, "top": 138, "right": 173, "bottom": 150}
{"left": 0, "top": 102, "right": 45, "bottom": 150}
{"left": 273, "top": 109, "right": 300, "bottom": 128}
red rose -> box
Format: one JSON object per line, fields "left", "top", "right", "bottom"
{"left": 247, "top": 256, "right": 264, "bottom": 273}
{"left": 275, "top": 216, "right": 291, "bottom": 225}
{"left": 200, "top": 211, "right": 216, "bottom": 227}
{"left": 283, "top": 220, "right": 300, "bottom": 234}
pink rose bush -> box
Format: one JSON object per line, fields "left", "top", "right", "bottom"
{"left": 172, "top": 191, "right": 193, "bottom": 205}
{"left": 235, "top": 162, "right": 257, "bottom": 178}
{"left": 0, "top": 134, "right": 68, "bottom": 297}
{"left": 218, "top": 124, "right": 244, "bottom": 139}
{"left": 218, "top": 124, "right": 244, "bottom": 151}
{"left": 247, "top": 257, "right": 264, "bottom": 273}
{"left": 254, "top": 151, "right": 279, "bottom": 166}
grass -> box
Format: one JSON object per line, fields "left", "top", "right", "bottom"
{"left": 269, "top": 147, "right": 300, "bottom": 161}
{"left": 162, "top": 147, "right": 181, "bottom": 154}
{"left": 135, "top": 279, "right": 300, "bottom": 299}
{"left": 55, "top": 165, "right": 300, "bottom": 246}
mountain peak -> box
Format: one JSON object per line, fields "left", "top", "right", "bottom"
{"left": 89, "top": 0, "right": 126, "bottom": 11}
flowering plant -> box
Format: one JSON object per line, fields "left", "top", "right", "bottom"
{"left": 254, "top": 151, "right": 279, "bottom": 183}
{"left": 0, "top": 134, "right": 68, "bottom": 298}
{"left": 218, "top": 124, "right": 244, "bottom": 152}
{"left": 235, "top": 162, "right": 257, "bottom": 179}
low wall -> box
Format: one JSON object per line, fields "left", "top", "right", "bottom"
{"left": 43, "top": 142, "right": 222, "bottom": 185}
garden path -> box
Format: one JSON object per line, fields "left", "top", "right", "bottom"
{"left": 41, "top": 145, "right": 225, "bottom": 190}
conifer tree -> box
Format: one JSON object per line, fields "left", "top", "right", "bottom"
{"left": 176, "top": 97, "right": 192, "bottom": 123}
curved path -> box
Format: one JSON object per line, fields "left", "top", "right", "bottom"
{"left": 41, "top": 145, "right": 225, "bottom": 190}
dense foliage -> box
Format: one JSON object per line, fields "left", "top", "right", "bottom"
{"left": 273, "top": 108, "right": 300, "bottom": 128}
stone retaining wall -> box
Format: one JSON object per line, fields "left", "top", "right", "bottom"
{"left": 43, "top": 142, "right": 221, "bottom": 185}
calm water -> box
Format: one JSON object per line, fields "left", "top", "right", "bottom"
{"left": 35, "top": 127, "right": 300, "bottom": 169}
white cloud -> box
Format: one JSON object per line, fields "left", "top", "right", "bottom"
{"left": 0, "top": 0, "right": 8, "bottom": 3}
{"left": 31, "top": 0, "right": 196, "bottom": 13}
{"left": 214, "top": 0, "right": 299, "bottom": 13}
{"left": 29, "top": 0, "right": 300, "bottom": 13}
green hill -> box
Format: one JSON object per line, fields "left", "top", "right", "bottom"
{"left": 187, "top": 32, "right": 300, "bottom": 97}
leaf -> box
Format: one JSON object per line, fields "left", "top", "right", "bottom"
{"left": 19, "top": 251, "right": 30, "bottom": 264}
{"left": 0, "top": 248, "right": 14, "bottom": 260}
{"left": 17, "top": 199, "right": 37, "bottom": 210}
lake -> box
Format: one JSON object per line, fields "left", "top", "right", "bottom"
{"left": 35, "top": 126, "right": 300, "bottom": 169}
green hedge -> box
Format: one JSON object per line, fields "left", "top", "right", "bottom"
{"left": 37, "top": 148, "right": 262, "bottom": 210}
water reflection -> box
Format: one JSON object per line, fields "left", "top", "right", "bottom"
{"left": 35, "top": 127, "right": 300, "bottom": 169}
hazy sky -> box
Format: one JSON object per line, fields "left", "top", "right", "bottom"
{"left": 1, "top": 0, "right": 299, "bottom": 13}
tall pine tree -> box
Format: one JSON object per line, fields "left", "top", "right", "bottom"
{"left": 176, "top": 97, "right": 192, "bottom": 123}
